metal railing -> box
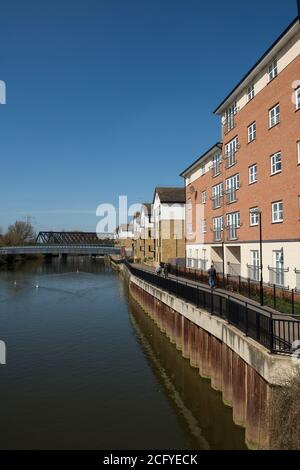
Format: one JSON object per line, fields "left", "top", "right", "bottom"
{"left": 228, "top": 262, "right": 241, "bottom": 276}
{"left": 211, "top": 163, "right": 221, "bottom": 177}
{"left": 224, "top": 150, "right": 237, "bottom": 169}
{"left": 125, "top": 261, "right": 300, "bottom": 354}
{"left": 212, "top": 195, "right": 223, "bottom": 209}
{"left": 247, "top": 264, "right": 260, "bottom": 282}
{"left": 268, "top": 266, "right": 289, "bottom": 287}
{"left": 226, "top": 189, "right": 238, "bottom": 205}
{"left": 213, "top": 230, "right": 222, "bottom": 242}
{"left": 295, "top": 269, "right": 300, "bottom": 292}
{"left": 223, "top": 116, "right": 235, "bottom": 134}
{"left": 227, "top": 225, "right": 239, "bottom": 241}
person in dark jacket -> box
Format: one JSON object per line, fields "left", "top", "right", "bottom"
{"left": 163, "top": 263, "right": 169, "bottom": 278}
{"left": 207, "top": 265, "right": 217, "bottom": 288}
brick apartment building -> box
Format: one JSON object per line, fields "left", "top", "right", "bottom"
{"left": 181, "top": 17, "right": 300, "bottom": 289}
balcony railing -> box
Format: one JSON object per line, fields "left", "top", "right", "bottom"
{"left": 213, "top": 230, "right": 223, "bottom": 242}
{"left": 226, "top": 188, "right": 238, "bottom": 205}
{"left": 211, "top": 162, "right": 222, "bottom": 177}
{"left": 247, "top": 264, "right": 260, "bottom": 282}
{"left": 268, "top": 266, "right": 289, "bottom": 287}
{"left": 228, "top": 262, "right": 241, "bottom": 276}
{"left": 227, "top": 225, "right": 239, "bottom": 241}
{"left": 224, "top": 150, "right": 237, "bottom": 169}
{"left": 212, "top": 195, "right": 223, "bottom": 209}
{"left": 223, "top": 115, "right": 235, "bottom": 134}
{"left": 295, "top": 269, "right": 300, "bottom": 292}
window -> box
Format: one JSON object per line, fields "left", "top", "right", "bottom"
{"left": 227, "top": 212, "right": 240, "bottom": 240}
{"left": 295, "top": 87, "right": 300, "bottom": 110}
{"left": 250, "top": 250, "right": 260, "bottom": 281}
{"left": 298, "top": 141, "right": 300, "bottom": 164}
{"left": 212, "top": 183, "right": 223, "bottom": 209}
{"left": 202, "top": 219, "right": 207, "bottom": 233}
{"left": 271, "top": 152, "right": 282, "bottom": 175}
{"left": 213, "top": 216, "right": 223, "bottom": 242}
{"left": 249, "top": 207, "right": 259, "bottom": 226}
{"left": 225, "top": 137, "right": 238, "bottom": 168}
{"left": 226, "top": 174, "right": 239, "bottom": 204}
{"left": 247, "top": 84, "right": 255, "bottom": 102}
{"left": 212, "top": 153, "right": 221, "bottom": 177}
{"left": 272, "top": 201, "right": 283, "bottom": 223}
{"left": 187, "top": 223, "right": 193, "bottom": 235}
{"left": 248, "top": 122, "right": 256, "bottom": 143}
{"left": 268, "top": 59, "right": 278, "bottom": 81}
{"left": 249, "top": 164, "right": 258, "bottom": 184}
{"left": 269, "top": 104, "right": 280, "bottom": 128}
{"left": 188, "top": 198, "right": 192, "bottom": 210}
{"left": 225, "top": 102, "right": 237, "bottom": 132}
{"left": 201, "top": 191, "right": 207, "bottom": 205}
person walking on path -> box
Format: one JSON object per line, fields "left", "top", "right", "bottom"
{"left": 207, "top": 264, "right": 217, "bottom": 288}
{"left": 163, "top": 263, "right": 169, "bottom": 278}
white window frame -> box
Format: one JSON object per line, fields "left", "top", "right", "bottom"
{"left": 201, "top": 191, "right": 207, "bottom": 205}
{"left": 271, "top": 152, "right": 282, "bottom": 175}
{"left": 296, "top": 87, "right": 300, "bottom": 110}
{"left": 202, "top": 219, "right": 207, "bottom": 233}
{"left": 213, "top": 216, "right": 223, "bottom": 241}
{"left": 187, "top": 223, "right": 193, "bottom": 235}
{"left": 188, "top": 198, "right": 192, "bottom": 210}
{"left": 269, "top": 104, "right": 280, "bottom": 128}
{"left": 248, "top": 122, "right": 256, "bottom": 143}
{"left": 268, "top": 59, "right": 278, "bottom": 81}
{"left": 247, "top": 84, "right": 255, "bottom": 102}
{"left": 272, "top": 201, "right": 283, "bottom": 224}
{"left": 249, "top": 164, "right": 258, "bottom": 184}
{"left": 249, "top": 207, "right": 259, "bottom": 226}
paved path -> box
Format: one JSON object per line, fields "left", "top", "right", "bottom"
{"left": 132, "top": 262, "right": 292, "bottom": 320}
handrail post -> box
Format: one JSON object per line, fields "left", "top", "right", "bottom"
{"left": 292, "top": 289, "right": 295, "bottom": 316}
{"left": 245, "top": 302, "right": 248, "bottom": 336}
{"left": 270, "top": 312, "right": 274, "bottom": 353}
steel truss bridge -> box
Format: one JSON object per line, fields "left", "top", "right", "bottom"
{"left": 0, "top": 232, "right": 120, "bottom": 256}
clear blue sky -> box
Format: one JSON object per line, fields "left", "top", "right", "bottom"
{"left": 0, "top": 0, "right": 297, "bottom": 232}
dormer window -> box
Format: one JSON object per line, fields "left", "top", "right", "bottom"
{"left": 268, "top": 59, "right": 278, "bottom": 81}
{"left": 247, "top": 84, "right": 255, "bottom": 102}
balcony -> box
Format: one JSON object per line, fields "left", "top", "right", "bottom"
{"left": 226, "top": 188, "right": 238, "bottom": 205}
{"left": 295, "top": 269, "right": 300, "bottom": 292}
{"left": 223, "top": 116, "right": 235, "bottom": 134}
{"left": 268, "top": 266, "right": 289, "bottom": 287}
{"left": 227, "top": 225, "right": 239, "bottom": 241}
{"left": 224, "top": 150, "right": 237, "bottom": 169}
{"left": 211, "top": 162, "right": 222, "bottom": 178}
{"left": 213, "top": 231, "right": 222, "bottom": 243}
{"left": 212, "top": 195, "right": 223, "bottom": 210}
{"left": 247, "top": 264, "right": 260, "bottom": 282}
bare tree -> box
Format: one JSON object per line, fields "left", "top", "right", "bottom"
{"left": 2, "top": 221, "right": 36, "bottom": 246}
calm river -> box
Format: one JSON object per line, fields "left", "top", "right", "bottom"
{"left": 0, "top": 257, "right": 246, "bottom": 450}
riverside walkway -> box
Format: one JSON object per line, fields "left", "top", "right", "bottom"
{"left": 122, "top": 260, "right": 300, "bottom": 355}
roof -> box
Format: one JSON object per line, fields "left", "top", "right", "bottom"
{"left": 180, "top": 142, "right": 222, "bottom": 178}
{"left": 213, "top": 17, "right": 300, "bottom": 115}
{"left": 141, "top": 203, "right": 152, "bottom": 215}
{"left": 153, "top": 187, "right": 185, "bottom": 204}
{"left": 116, "top": 224, "right": 133, "bottom": 233}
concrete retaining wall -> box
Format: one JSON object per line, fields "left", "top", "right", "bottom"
{"left": 125, "top": 271, "right": 300, "bottom": 449}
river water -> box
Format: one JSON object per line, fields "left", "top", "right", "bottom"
{"left": 0, "top": 257, "right": 246, "bottom": 450}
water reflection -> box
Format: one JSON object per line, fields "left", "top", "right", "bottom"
{"left": 0, "top": 258, "right": 246, "bottom": 449}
